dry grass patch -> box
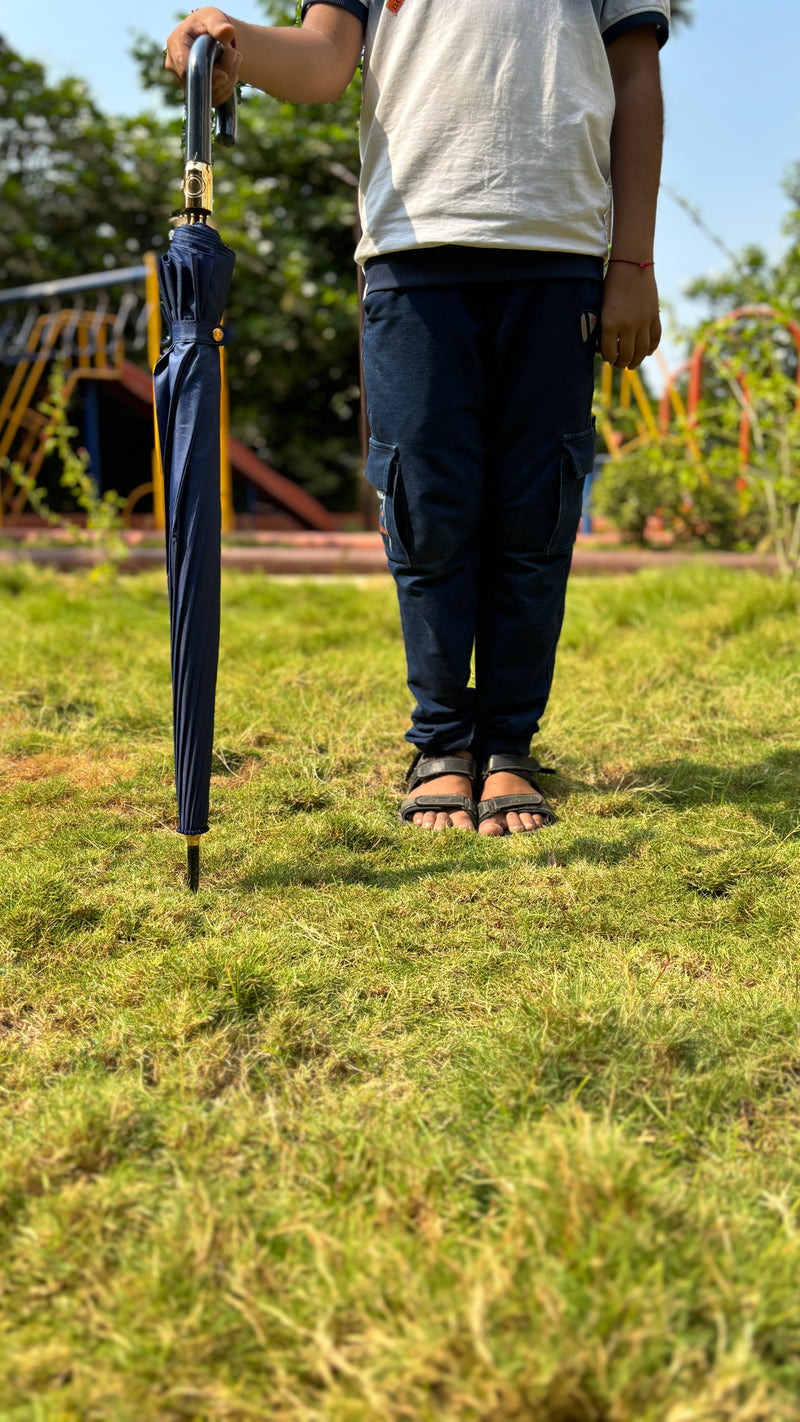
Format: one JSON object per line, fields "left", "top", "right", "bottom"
{"left": 0, "top": 750, "right": 135, "bottom": 788}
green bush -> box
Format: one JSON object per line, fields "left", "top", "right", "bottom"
{"left": 592, "top": 439, "right": 771, "bottom": 550}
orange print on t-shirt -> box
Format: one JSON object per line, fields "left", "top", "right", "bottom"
{"left": 386, "top": 0, "right": 406, "bottom": 13}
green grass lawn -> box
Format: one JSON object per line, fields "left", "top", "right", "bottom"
{"left": 1, "top": 561, "right": 800, "bottom": 1421}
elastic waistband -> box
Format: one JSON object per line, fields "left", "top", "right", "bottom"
{"left": 364, "top": 247, "right": 604, "bottom": 293}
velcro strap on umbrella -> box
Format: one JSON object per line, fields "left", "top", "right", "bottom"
{"left": 169, "top": 321, "right": 226, "bottom": 345}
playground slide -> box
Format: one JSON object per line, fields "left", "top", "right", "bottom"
{"left": 119, "top": 362, "right": 335, "bottom": 531}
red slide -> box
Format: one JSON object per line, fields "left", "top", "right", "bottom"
{"left": 119, "top": 361, "right": 335, "bottom": 532}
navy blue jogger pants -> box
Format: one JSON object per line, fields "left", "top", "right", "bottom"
{"left": 361, "top": 276, "right": 602, "bottom": 758}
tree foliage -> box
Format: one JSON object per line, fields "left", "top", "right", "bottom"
{"left": 669, "top": 0, "right": 695, "bottom": 29}
{"left": 0, "top": 37, "right": 177, "bottom": 287}
{"left": 1, "top": 15, "right": 364, "bottom": 508}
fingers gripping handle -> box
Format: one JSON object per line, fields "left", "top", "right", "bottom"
{"left": 183, "top": 34, "right": 237, "bottom": 218}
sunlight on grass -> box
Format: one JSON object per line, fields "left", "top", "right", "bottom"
{"left": 1, "top": 563, "right": 800, "bottom": 1419}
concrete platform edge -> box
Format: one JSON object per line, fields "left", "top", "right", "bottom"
{"left": 0, "top": 543, "right": 781, "bottom": 577}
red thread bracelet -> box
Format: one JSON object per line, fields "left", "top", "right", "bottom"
{"left": 608, "top": 258, "right": 655, "bottom": 269}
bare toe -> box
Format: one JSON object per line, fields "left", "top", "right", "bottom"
{"left": 479, "top": 764, "right": 554, "bottom": 838}
{"left": 402, "top": 754, "right": 477, "bottom": 832}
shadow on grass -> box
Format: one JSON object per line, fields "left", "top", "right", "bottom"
{"left": 559, "top": 830, "right": 655, "bottom": 866}
{"left": 234, "top": 856, "right": 495, "bottom": 892}
{"left": 562, "top": 748, "right": 800, "bottom": 835}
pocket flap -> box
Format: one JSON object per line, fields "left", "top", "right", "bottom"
{"left": 365, "top": 438, "right": 398, "bottom": 493}
{"left": 563, "top": 421, "right": 596, "bottom": 480}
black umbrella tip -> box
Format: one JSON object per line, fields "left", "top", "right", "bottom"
{"left": 186, "top": 835, "right": 202, "bottom": 892}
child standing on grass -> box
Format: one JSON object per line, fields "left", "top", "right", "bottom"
{"left": 166, "top": 0, "right": 668, "bottom": 836}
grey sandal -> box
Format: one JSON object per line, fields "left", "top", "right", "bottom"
{"left": 477, "top": 753, "right": 558, "bottom": 832}
{"left": 399, "top": 751, "right": 478, "bottom": 827}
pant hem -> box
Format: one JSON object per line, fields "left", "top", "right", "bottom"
{"left": 405, "top": 731, "right": 477, "bottom": 757}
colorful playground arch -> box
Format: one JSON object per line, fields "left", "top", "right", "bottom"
{"left": 598, "top": 303, "right": 800, "bottom": 470}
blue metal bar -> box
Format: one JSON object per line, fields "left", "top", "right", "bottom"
{"left": 83, "top": 382, "right": 102, "bottom": 495}
{"left": 0, "top": 266, "right": 148, "bottom": 306}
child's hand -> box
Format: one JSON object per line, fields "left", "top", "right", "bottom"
{"left": 165, "top": 8, "right": 242, "bottom": 105}
{"left": 599, "top": 262, "right": 661, "bottom": 370}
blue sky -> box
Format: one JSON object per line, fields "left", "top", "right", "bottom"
{"left": 2, "top": 0, "right": 798, "bottom": 384}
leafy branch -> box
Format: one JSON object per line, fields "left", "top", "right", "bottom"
{"left": 3, "top": 365, "right": 128, "bottom": 577}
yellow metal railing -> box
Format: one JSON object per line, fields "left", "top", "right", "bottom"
{"left": 144, "top": 251, "right": 166, "bottom": 532}
{"left": 1, "top": 251, "right": 235, "bottom": 529}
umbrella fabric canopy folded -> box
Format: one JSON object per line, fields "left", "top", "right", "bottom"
{"left": 154, "top": 221, "right": 236, "bottom": 857}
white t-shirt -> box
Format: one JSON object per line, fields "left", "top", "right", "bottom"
{"left": 302, "top": 0, "right": 670, "bottom": 265}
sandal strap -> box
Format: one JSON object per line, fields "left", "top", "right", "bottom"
{"left": 406, "top": 752, "right": 477, "bottom": 791}
{"left": 478, "top": 792, "right": 557, "bottom": 825}
{"left": 480, "top": 753, "right": 555, "bottom": 782}
{"left": 399, "top": 793, "right": 477, "bottom": 825}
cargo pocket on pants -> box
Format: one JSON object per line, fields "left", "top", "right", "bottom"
{"left": 365, "top": 437, "right": 412, "bottom": 566}
{"left": 546, "top": 419, "right": 596, "bottom": 556}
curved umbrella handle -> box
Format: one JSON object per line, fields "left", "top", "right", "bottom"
{"left": 216, "top": 92, "right": 238, "bottom": 149}
{"left": 183, "top": 33, "right": 238, "bottom": 218}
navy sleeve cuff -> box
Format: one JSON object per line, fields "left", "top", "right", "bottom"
{"left": 604, "top": 11, "right": 669, "bottom": 48}
{"left": 301, "top": 0, "right": 368, "bottom": 24}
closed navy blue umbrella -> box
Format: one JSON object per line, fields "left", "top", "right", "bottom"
{"left": 153, "top": 36, "right": 236, "bottom": 890}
